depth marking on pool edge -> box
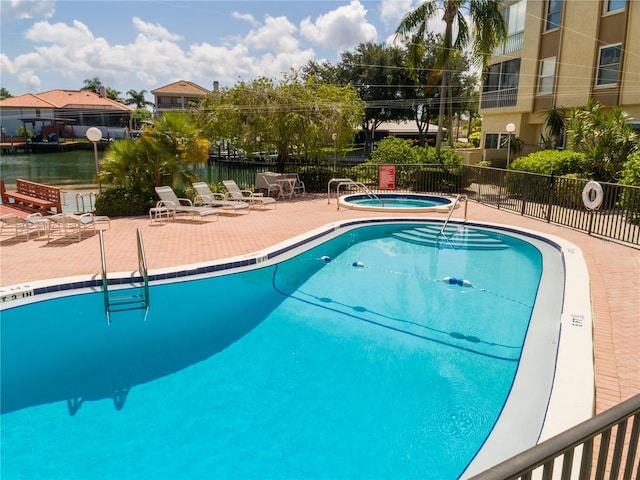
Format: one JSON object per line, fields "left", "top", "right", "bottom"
{"left": 570, "top": 314, "right": 584, "bottom": 327}
{"left": 0, "top": 284, "right": 34, "bottom": 303}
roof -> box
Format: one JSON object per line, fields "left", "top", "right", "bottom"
{"left": 0, "top": 90, "right": 132, "bottom": 111}
{"left": 377, "top": 120, "right": 440, "bottom": 134}
{"left": 151, "top": 80, "right": 211, "bottom": 96}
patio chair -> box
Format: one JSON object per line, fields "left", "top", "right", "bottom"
{"left": 255, "top": 172, "right": 282, "bottom": 198}
{"left": 222, "top": 180, "right": 277, "bottom": 209}
{"left": 47, "top": 212, "right": 97, "bottom": 243}
{"left": 0, "top": 213, "right": 49, "bottom": 240}
{"left": 192, "top": 182, "right": 250, "bottom": 214}
{"left": 284, "top": 173, "right": 305, "bottom": 194}
{"left": 154, "top": 186, "right": 219, "bottom": 223}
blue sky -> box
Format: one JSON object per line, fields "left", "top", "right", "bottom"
{"left": 1, "top": 0, "right": 424, "bottom": 99}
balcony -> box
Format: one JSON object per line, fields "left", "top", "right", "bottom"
{"left": 493, "top": 32, "right": 524, "bottom": 56}
{"left": 481, "top": 88, "right": 519, "bottom": 109}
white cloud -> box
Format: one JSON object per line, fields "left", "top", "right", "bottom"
{"left": 380, "top": 0, "right": 415, "bottom": 27}
{"left": 0, "top": 0, "right": 54, "bottom": 24}
{"left": 232, "top": 11, "right": 258, "bottom": 27}
{"left": 300, "top": 0, "right": 377, "bottom": 50}
{"left": 245, "top": 15, "right": 299, "bottom": 53}
{"left": 132, "top": 17, "right": 183, "bottom": 42}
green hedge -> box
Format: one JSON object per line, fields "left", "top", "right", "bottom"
{"left": 95, "top": 186, "right": 156, "bottom": 217}
{"left": 509, "top": 150, "right": 591, "bottom": 177}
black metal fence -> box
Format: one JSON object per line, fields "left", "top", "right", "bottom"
{"left": 205, "top": 160, "right": 640, "bottom": 247}
{"left": 468, "top": 393, "right": 640, "bottom": 480}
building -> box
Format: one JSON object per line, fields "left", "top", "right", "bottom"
{"left": 479, "top": 0, "right": 640, "bottom": 164}
{"left": 0, "top": 89, "right": 132, "bottom": 141}
{"left": 151, "top": 80, "right": 214, "bottom": 116}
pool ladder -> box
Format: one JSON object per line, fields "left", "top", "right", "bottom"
{"left": 99, "top": 228, "right": 149, "bottom": 325}
{"left": 328, "top": 178, "right": 383, "bottom": 210}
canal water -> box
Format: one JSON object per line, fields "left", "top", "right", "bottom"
{"left": 0, "top": 150, "right": 275, "bottom": 193}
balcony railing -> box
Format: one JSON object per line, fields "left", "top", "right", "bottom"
{"left": 493, "top": 31, "right": 524, "bottom": 56}
{"left": 481, "top": 87, "right": 519, "bottom": 109}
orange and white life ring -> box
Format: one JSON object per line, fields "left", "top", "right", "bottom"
{"left": 582, "top": 181, "right": 603, "bottom": 210}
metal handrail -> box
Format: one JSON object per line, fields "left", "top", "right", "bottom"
{"left": 439, "top": 194, "right": 466, "bottom": 235}
{"left": 136, "top": 228, "right": 149, "bottom": 312}
{"left": 468, "top": 393, "right": 640, "bottom": 480}
{"left": 336, "top": 180, "right": 383, "bottom": 210}
{"left": 98, "top": 230, "right": 111, "bottom": 325}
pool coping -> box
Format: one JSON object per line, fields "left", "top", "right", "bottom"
{"left": 0, "top": 217, "right": 594, "bottom": 476}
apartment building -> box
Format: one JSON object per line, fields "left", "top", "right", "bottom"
{"left": 479, "top": 0, "right": 640, "bottom": 163}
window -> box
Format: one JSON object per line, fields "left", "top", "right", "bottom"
{"left": 596, "top": 44, "right": 622, "bottom": 86}
{"left": 606, "top": 0, "right": 625, "bottom": 13}
{"left": 481, "top": 59, "right": 521, "bottom": 108}
{"left": 506, "top": 0, "right": 527, "bottom": 35}
{"left": 545, "top": 0, "right": 562, "bottom": 30}
{"left": 538, "top": 57, "right": 556, "bottom": 94}
{"left": 485, "top": 133, "right": 499, "bottom": 149}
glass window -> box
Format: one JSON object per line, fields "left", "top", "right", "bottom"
{"left": 596, "top": 45, "right": 621, "bottom": 86}
{"left": 507, "top": 0, "right": 527, "bottom": 35}
{"left": 538, "top": 57, "right": 556, "bottom": 93}
{"left": 545, "top": 0, "right": 562, "bottom": 30}
{"left": 485, "top": 133, "right": 499, "bottom": 149}
{"left": 606, "top": 0, "right": 625, "bottom": 12}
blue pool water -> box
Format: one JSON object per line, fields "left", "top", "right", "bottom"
{"left": 342, "top": 193, "right": 453, "bottom": 210}
{"left": 1, "top": 223, "right": 552, "bottom": 479}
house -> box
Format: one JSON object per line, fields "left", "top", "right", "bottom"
{"left": 479, "top": 0, "right": 640, "bottom": 164}
{"left": 0, "top": 89, "right": 133, "bottom": 141}
{"left": 151, "top": 80, "right": 215, "bottom": 116}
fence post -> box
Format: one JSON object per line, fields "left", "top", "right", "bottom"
{"left": 546, "top": 174, "right": 555, "bottom": 223}
{"left": 521, "top": 173, "right": 528, "bottom": 216}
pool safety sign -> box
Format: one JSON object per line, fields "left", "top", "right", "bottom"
{"left": 379, "top": 164, "right": 396, "bottom": 189}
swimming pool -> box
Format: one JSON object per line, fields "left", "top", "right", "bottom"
{"left": 0, "top": 219, "right": 594, "bottom": 479}
{"left": 339, "top": 193, "right": 456, "bottom": 212}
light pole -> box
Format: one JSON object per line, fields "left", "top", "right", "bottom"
{"left": 505, "top": 122, "right": 516, "bottom": 169}
{"left": 86, "top": 127, "right": 103, "bottom": 194}
{"left": 332, "top": 133, "right": 337, "bottom": 171}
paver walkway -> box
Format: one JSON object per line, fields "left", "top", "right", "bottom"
{"left": 1, "top": 195, "right": 638, "bottom": 415}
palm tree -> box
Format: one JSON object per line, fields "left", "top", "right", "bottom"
{"left": 81, "top": 77, "right": 103, "bottom": 94}
{"left": 396, "top": 0, "right": 507, "bottom": 155}
{"left": 125, "top": 89, "right": 154, "bottom": 110}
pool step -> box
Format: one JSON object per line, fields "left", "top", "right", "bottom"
{"left": 391, "top": 225, "right": 508, "bottom": 250}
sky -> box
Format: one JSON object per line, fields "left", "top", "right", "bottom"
{"left": 0, "top": 0, "right": 426, "bottom": 101}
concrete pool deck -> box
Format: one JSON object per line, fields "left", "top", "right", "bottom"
{"left": 1, "top": 194, "right": 638, "bottom": 417}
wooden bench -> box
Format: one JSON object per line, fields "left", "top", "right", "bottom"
{"left": 1, "top": 179, "right": 63, "bottom": 215}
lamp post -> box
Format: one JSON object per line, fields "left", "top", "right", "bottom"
{"left": 505, "top": 122, "right": 516, "bottom": 169}
{"left": 332, "top": 133, "right": 337, "bottom": 171}
{"left": 86, "top": 127, "right": 103, "bottom": 194}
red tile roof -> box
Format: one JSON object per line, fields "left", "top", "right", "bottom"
{"left": 0, "top": 90, "right": 132, "bottom": 111}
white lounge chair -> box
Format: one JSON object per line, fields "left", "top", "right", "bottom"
{"left": 0, "top": 212, "right": 49, "bottom": 240}
{"left": 155, "top": 186, "right": 219, "bottom": 223}
{"left": 222, "top": 180, "right": 277, "bottom": 209}
{"left": 47, "top": 212, "right": 97, "bottom": 243}
{"left": 192, "top": 182, "right": 250, "bottom": 214}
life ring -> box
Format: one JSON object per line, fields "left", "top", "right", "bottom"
{"left": 582, "top": 181, "right": 603, "bottom": 210}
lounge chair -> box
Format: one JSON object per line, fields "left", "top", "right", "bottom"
{"left": 255, "top": 172, "right": 282, "bottom": 198}
{"left": 192, "top": 182, "right": 250, "bottom": 214}
{"left": 154, "top": 186, "right": 219, "bottom": 223}
{"left": 47, "top": 212, "right": 96, "bottom": 243}
{"left": 222, "top": 180, "right": 277, "bottom": 209}
{"left": 0, "top": 213, "right": 49, "bottom": 240}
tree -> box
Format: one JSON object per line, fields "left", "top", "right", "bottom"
{"left": 125, "top": 89, "right": 154, "bottom": 110}
{"left": 395, "top": 0, "right": 507, "bottom": 155}
{"left": 197, "top": 72, "right": 365, "bottom": 172}
{"left": 541, "top": 105, "right": 566, "bottom": 149}
{"left": 0, "top": 87, "right": 12, "bottom": 100}
{"left": 100, "top": 111, "right": 208, "bottom": 190}
{"left": 81, "top": 77, "right": 103, "bottom": 94}
{"left": 566, "top": 99, "right": 639, "bottom": 182}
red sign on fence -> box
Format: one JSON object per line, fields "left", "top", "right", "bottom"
{"left": 379, "top": 164, "right": 396, "bottom": 189}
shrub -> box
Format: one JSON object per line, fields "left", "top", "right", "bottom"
{"left": 468, "top": 132, "right": 481, "bottom": 147}
{"left": 509, "top": 150, "right": 591, "bottom": 177}
{"left": 619, "top": 151, "right": 640, "bottom": 223}
{"left": 94, "top": 186, "right": 156, "bottom": 217}
{"left": 370, "top": 137, "right": 420, "bottom": 164}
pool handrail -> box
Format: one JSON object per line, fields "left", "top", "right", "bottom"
{"left": 439, "top": 194, "right": 467, "bottom": 235}
{"left": 331, "top": 178, "right": 384, "bottom": 210}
